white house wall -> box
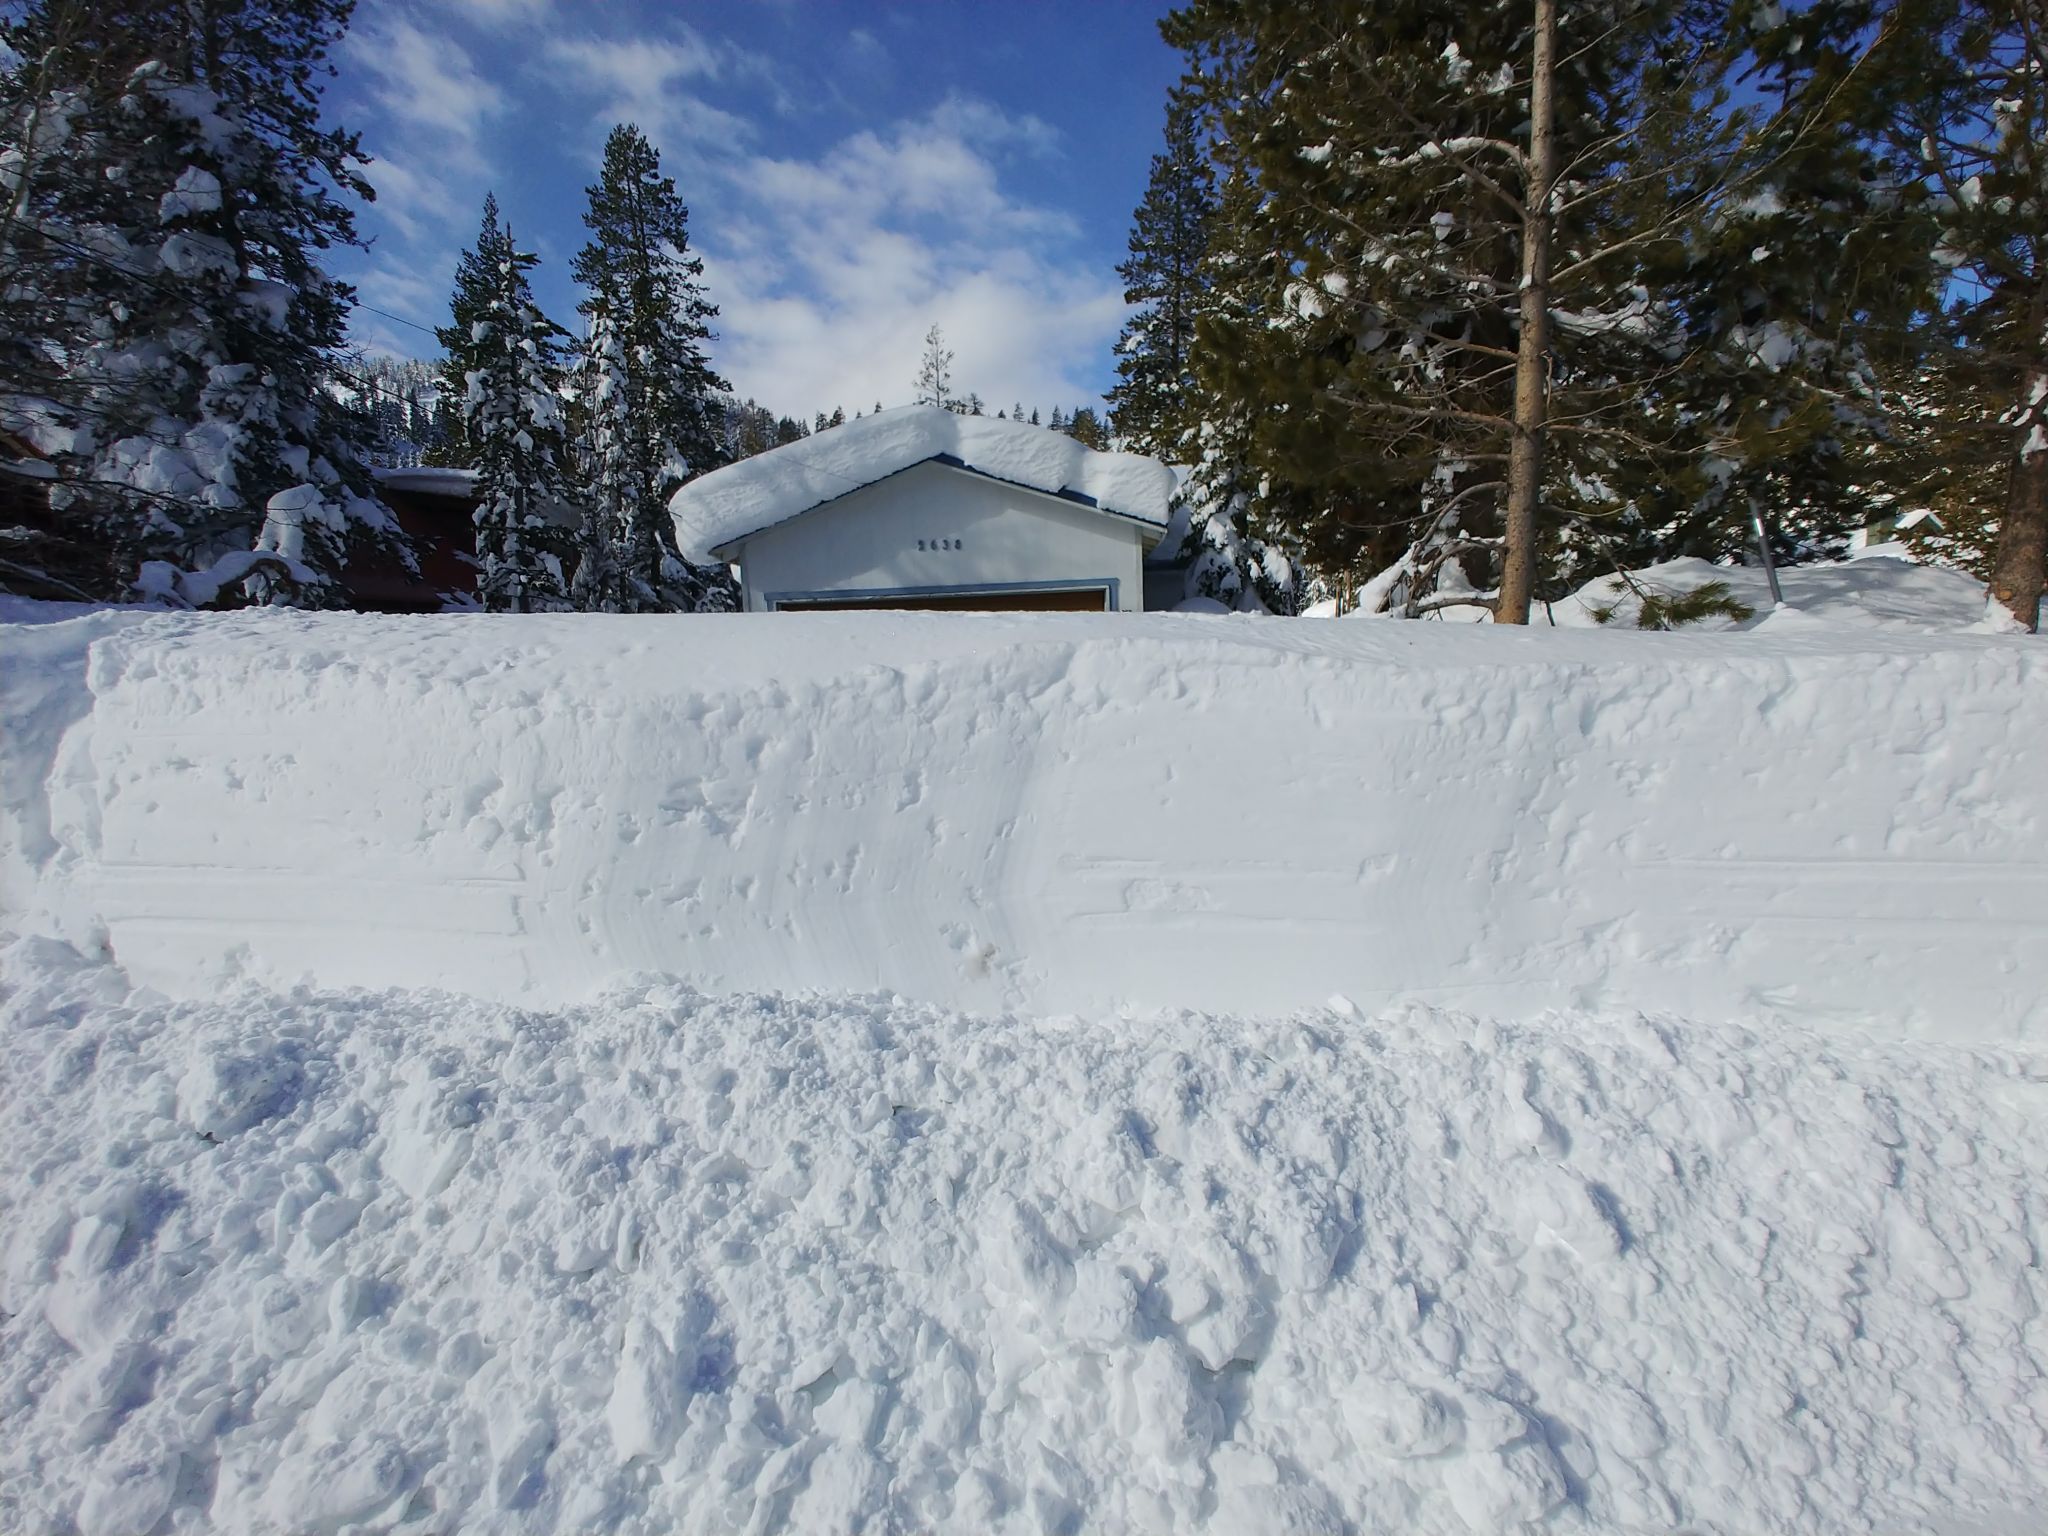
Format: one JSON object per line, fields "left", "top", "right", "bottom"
{"left": 732, "top": 460, "right": 1149, "bottom": 612}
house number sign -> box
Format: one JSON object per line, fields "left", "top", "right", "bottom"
{"left": 915, "top": 538, "right": 964, "bottom": 551}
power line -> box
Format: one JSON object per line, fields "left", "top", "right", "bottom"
{"left": 354, "top": 301, "right": 440, "bottom": 338}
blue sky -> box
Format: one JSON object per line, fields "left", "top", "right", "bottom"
{"left": 328, "top": 0, "right": 1186, "bottom": 421}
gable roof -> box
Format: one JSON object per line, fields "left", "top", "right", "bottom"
{"left": 669, "top": 405, "right": 1178, "bottom": 563}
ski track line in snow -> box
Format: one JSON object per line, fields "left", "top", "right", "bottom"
{"left": 0, "top": 936, "right": 2045, "bottom": 1534}
{"left": 2, "top": 608, "right": 2044, "bottom": 1038}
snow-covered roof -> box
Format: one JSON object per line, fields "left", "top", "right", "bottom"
{"left": 373, "top": 466, "right": 478, "bottom": 498}
{"left": 670, "top": 405, "right": 1177, "bottom": 562}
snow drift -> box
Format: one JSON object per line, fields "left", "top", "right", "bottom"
{"left": 667, "top": 405, "right": 1176, "bottom": 562}
{"left": 3, "top": 605, "right": 2045, "bottom": 1040}
{"left": 2, "top": 936, "right": 2043, "bottom": 1534}
{"left": 1549, "top": 553, "right": 1999, "bottom": 632}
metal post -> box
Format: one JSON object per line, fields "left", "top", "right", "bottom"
{"left": 1751, "top": 501, "right": 1784, "bottom": 607}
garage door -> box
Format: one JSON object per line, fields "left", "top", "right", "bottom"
{"left": 773, "top": 585, "right": 1111, "bottom": 613}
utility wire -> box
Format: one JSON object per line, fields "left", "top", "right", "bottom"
{"left": 353, "top": 301, "right": 441, "bottom": 338}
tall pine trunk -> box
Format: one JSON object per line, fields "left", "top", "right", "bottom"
{"left": 1498, "top": 0, "right": 1558, "bottom": 626}
{"left": 1988, "top": 365, "right": 2047, "bottom": 630}
{"left": 1988, "top": 271, "right": 2047, "bottom": 629}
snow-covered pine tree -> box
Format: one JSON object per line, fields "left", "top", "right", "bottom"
{"left": 0, "top": 0, "right": 401, "bottom": 606}
{"left": 569, "top": 123, "right": 733, "bottom": 613}
{"left": 1107, "top": 85, "right": 1216, "bottom": 460}
{"left": 1157, "top": 408, "right": 1305, "bottom": 614}
{"left": 1147, "top": 151, "right": 1317, "bottom": 615}
{"left": 436, "top": 193, "right": 575, "bottom": 612}
{"left": 914, "top": 324, "right": 955, "bottom": 409}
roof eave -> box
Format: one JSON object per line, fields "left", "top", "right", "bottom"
{"left": 704, "top": 453, "right": 1168, "bottom": 561}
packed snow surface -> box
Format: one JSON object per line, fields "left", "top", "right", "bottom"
{"left": 667, "top": 405, "right": 1177, "bottom": 562}
{"left": 4, "top": 606, "right": 2044, "bottom": 1039}
{"left": 3, "top": 935, "right": 2045, "bottom": 1535}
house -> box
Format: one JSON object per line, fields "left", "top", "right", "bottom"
{"left": 353, "top": 466, "right": 485, "bottom": 611}
{"left": 0, "top": 427, "right": 93, "bottom": 600}
{"left": 357, "top": 466, "right": 584, "bottom": 611}
{"left": 669, "top": 405, "right": 1179, "bottom": 612}
{"left": 1848, "top": 506, "right": 1943, "bottom": 555}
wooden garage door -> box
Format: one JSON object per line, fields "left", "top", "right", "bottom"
{"left": 775, "top": 586, "right": 1110, "bottom": 613}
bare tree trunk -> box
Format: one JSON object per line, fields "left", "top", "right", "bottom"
{"left": 1988, "top": 369, "right": 2047, "bottom": 630}
{"left": 1497, "top": 0, "right": 1558, "bottom": 626}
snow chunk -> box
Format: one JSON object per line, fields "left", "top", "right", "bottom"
{"left": 255, "top": 483, "right": 339, "bottom": 565}
{"left": 157, "top": 230, "right": 235, "bottom": 279}
{"left": 157, "top": 165, "right": 222, "bottom": 223}
{"left": 668, "top": 405, "right": 1176, "bottom": 563}
{"left": 176, "top": 1042, "right": 301, "bottom": 1138}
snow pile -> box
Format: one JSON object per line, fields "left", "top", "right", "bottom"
{"left": 1550, "top": 554, "right": 1995, "bottom": 633}
{"left": 668, "top": 406, "right": 1177, "bottom": 562}
{"left": 4, "top": 607, "right": 2045, "bottom": 1039}
{"left": 2, "top": 934, "right": 2044, "bottom": 1534}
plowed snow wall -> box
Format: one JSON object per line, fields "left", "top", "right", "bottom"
{"left": 5, "top": 611, "right": 2044, "bottom": 1037}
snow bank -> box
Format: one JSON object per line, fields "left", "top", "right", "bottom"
{"left": 668, "top": 406, "right": 1176, "bottom": 562}
{"left": 1551, "top": 553, "right": 1994, "bottom": 632}
{"left": 3, "top": 607, "right": 2045, "bottom": 1040}
{"left": 2, "top": 935, "right": 2043, "bottom": 1534}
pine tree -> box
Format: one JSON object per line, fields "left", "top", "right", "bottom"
{"left": 1, "top": 0, "right": 401, "bottom": 605}
{"left": 1108, "top": 85, "right": 1216, "bottom": 459}
{"left": 1165, "top": 0, "right": 1923, "bottom": 619}
{"left": 914, "top": 324, "right": 955, "bottom": 409}
{"left": 1162, "top": 162, "right": 1311, "bottom": 612}
{"left": 1066, "top": 406, "right": 1107, "bottom": 449}
{"left": 436, "top": 193, "right": 575, "bottom": 612}
{"left": 569, "top": 123, "right": 733, "bottom": 613}
{"left": 1863, "top": 0, "right": 2047, "bottom": 628}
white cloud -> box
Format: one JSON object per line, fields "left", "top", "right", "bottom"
{"left": 335, "top": 11, "right": 1122, "bottom": 407}
{"left": 358, "top": 152, "right": 447, "bottom": 243}
{"left": 543, "top": 31, "right": 756, "bottom": 150}
{"left": 699, "top": 98, "right": 1122, "bottom": 420}
{"left": 347, "top": 18, "right": 503, "bottom": 174}
{"left": 346, "top": 258, "right": 453, "bottom": 359}
{"left": 435, "top": 0, "right": 553, "bottom": 19}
